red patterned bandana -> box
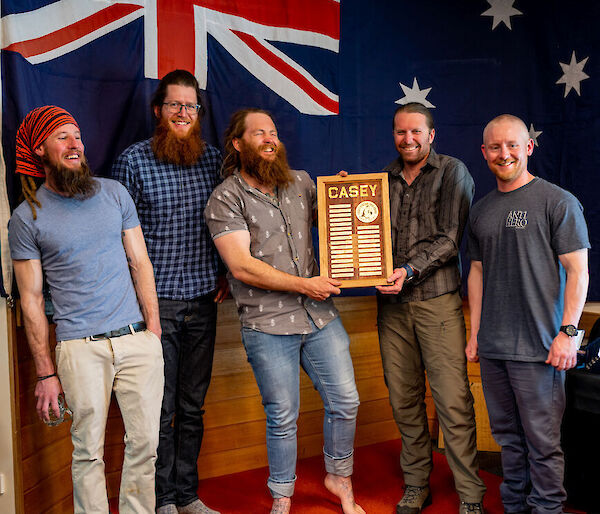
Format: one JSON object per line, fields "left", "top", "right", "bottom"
{"left": 15, "top": 105, "right": 79, "bottom": 178}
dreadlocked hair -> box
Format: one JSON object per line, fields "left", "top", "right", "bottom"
{"left": 20, "top": 174, "right": 42, "bottom": 220}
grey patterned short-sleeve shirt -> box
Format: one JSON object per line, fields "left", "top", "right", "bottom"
{"left": 204, "top": 170, "right": 338, "bottom": 334}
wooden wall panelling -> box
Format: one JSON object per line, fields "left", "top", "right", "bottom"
{"left": 17, "top": 295, "right": 512, "bottom": 509}
{"left": 16, "top": 320, "right": 75, "bottom": 514}
{"left": 6, "top": 305, "right": 24, "bottom": 514}
{"left": 193, "top": 296, "right": 435, "bottom": 480}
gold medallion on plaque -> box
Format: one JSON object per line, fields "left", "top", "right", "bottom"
{"left": 317, "top": 173, "right": 393, "bottom": 287}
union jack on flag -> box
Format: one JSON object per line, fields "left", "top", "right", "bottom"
{"left": 1, "top": 0, "right": 340, "bottom": 115}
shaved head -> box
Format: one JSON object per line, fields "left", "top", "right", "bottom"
{"left": 481, "top": 114, "right": 534, "bottom": 191}
{"left": 483, "top": 114, "right": 529, "bottom": 145}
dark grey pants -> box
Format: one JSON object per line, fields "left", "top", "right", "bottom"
{"left": 480, "top": 358, "right": 566, "bottom": 514}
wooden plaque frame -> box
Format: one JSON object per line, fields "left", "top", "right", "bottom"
{"left": 317, "top": 173, "right": 393, "bottom": 288}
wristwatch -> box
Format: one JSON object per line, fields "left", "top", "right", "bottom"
{"left": 559, "top": 324, "right": 578, "bottom": 337}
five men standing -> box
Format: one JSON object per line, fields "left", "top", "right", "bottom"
{"left": 113, "top": 70, "right": 225, "bottom": 514}
{"left": 7, "top": 86, "right": 591, "bottom": 513}
{"left": 376, "top": 102, "right": 486, "bottom": 514}
{"left": 467, "top": 114, "right": 589, "bottom": 514}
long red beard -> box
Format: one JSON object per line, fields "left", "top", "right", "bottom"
{"left": 43, "top": 155, "right": 99, "bottom": 199}
{"left": 239, "top": 140, "right": 292, "bottom": 189}
{"left": 151, "top": 117, "right": 205, "bottom": 166}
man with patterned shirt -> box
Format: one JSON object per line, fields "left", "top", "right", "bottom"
{"left": 376, "top": 103, "right": 485, "bottom": 514}
{"left": 204, "top": 108, "right": 363, "bottom": 514}
{"left": 112, "top": 70, "right": 226, "bottom": 514}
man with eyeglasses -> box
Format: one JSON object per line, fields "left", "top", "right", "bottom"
{"left": 113, "top": 69, "right": 226, "bottom": 514}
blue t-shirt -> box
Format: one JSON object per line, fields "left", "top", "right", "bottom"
{"left": 9, "top": 178, "right": 143, "bottom": 341}
{"left": 467, "top": 178, "right": 590, "bottom": 361}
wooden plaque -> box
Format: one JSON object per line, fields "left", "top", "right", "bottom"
{"left": 317, "top": 173, "right": 393, "bottom": 288}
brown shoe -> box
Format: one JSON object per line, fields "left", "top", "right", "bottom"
{"left": 396, "top": 485, "right": 432, "bottom": 514}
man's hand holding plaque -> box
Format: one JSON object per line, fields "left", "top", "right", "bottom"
{"left": 317, "top": 172, "right": 393, "bottom": 288}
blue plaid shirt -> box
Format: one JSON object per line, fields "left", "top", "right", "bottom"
{"left": 112, "top": 139, "right": 222, "bottom": 300}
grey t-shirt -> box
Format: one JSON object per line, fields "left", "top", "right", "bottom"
{"left": 467, "top": 178, "right": 590, "bottom": 361}
{"left": 204, "top": 170, "right": 338, "bottom": 335}
{"left": 9, "top": 178, "right": 143, "bottom": 341}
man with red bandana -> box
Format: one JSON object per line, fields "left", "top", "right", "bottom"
{"left": 113, "top": 70, "right": 225, "bottom": 514}
{"left": 376, "top": 102, "right": 486, "bottom": 514}
{"left": 9, "top": 105, "right": 163, "bottom": 513}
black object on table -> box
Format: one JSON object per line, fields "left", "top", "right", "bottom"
{"left": 562, "top": 368, "right": 600, "bottom": 513}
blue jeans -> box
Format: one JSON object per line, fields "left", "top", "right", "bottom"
{"left": 155, "top": 295, "right": 217, "bottom": 508}
{"left": 480, "top": 358, "right": 566, "bottom": 514}
{"left": 241, "top": 317, "right": 360, "bottom": 498}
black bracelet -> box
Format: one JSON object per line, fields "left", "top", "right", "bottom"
{"left": 37, "top": 373, "right": 57, "bottom": 381}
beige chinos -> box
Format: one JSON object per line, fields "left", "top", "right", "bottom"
{"left": 57, "top": 329, "right": 164, "bottom": 514}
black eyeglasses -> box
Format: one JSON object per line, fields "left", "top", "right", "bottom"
{"left": 162, "top": 101, "right": 201, "bottom": 115}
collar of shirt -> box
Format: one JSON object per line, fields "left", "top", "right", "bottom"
{"left": 233, "top": 170, "right": 282, "bottom": 206}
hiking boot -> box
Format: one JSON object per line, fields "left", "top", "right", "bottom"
{"left": 396, "top": 485, "right": 432, "bottom": 514}
{"left": 459, "top": 501, "right": 485, "bottom": 514}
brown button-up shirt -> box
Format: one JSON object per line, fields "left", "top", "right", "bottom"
{"left": 205, "top": 170, "right": 338, "bottom": 334}
{"left": 382, "top": 148, "right": 474, "bottom": 303}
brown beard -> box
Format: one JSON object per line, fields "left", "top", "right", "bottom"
{"left": 44, "top": 155, "right": 99, "bottom": 199}
{"left": 151, "top": 116, "right": 205, "bottom": 166}
{"left": 239, "top": 140, "right": 292, "bottom": 189}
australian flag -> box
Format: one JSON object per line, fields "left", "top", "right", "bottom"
{"left": 1, "top": 0, "right": 598, "bottom": 299}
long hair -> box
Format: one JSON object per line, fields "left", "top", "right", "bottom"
{"left": 20, "top": 175, "right": 42, "bottom": 220}
{"left": 221, "top": 108, "right": 273, "bottom": 177}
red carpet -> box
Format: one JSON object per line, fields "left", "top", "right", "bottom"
{"left": 194, "top": 439, "right": 504, "bottom": 513}
{"left": 107, "top": 438, "right": 587, "bottom": 513}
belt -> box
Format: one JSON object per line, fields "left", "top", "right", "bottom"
{"left": 87, "top": 321, "right": 146, "bottom": 341}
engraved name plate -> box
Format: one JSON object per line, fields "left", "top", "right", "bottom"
{"left": 317, "top": 173, "right": 393, "bottom": 288}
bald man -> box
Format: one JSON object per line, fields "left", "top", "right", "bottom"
{"left": 466, "top": 114, "right": 590, "bottom": 514}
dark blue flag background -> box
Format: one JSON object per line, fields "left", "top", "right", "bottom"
{"left": 1, "top": 0, "right": 598, "bottom": 298}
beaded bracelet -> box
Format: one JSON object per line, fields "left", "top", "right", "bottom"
{"left": 37, "top": 373, "right": 57, "bottom": 381}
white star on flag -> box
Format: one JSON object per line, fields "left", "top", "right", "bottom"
{"left": 395, "top": 78, "right": 435, "bottom": 108}
{"left": 528, "top": 124, "right": 542, "bottom": 147}
{"left": 556, "top": 51, "right": 590, "bottom": 98}
{"left": 481, "top": 0, "right": 523, "bottom": 30}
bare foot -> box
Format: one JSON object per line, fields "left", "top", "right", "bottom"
{"left": 270, "top": 497, "right": 291, "bottom": 514}
{"left": 324, "top": 473, "right": 366, "bottom": 514}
